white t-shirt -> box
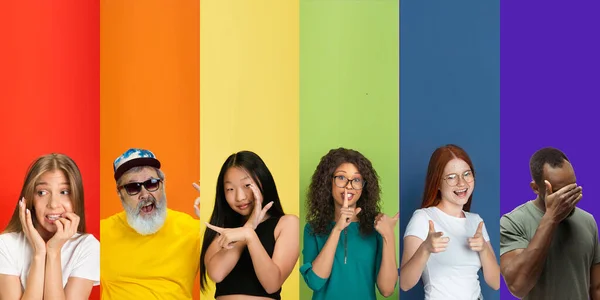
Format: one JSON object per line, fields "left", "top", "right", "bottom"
{"left": 0, "top": 232, "right": 100, "bottom": 289}
{"left": 404, "top": 207, "right": 490, "bottom": 300}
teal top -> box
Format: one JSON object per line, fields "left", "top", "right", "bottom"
{"left": 300, "top": 222, "right": 383, "bottom": 300}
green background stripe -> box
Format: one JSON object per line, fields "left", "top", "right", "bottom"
{"left": 299, "top": 0, "right": 399, "bottom": 299}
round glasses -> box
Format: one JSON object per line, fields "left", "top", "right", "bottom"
{"left": 442, "top": 170, "right": 474, "bottom": 187}
{"left": 333, "top": 175, "right": 365, "bottom": 190}
{"left": 118, "top": 178, "right": 162, "bottom": 196}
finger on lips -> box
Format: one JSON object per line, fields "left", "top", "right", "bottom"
{"left": 55, "top": 219, "right": 64, "bottom": 231}
{"left": 58, "top": 218, "right": 70, "bottom": 227}
{"left": 64, "top": 212, "right": 79, "bottom": 220}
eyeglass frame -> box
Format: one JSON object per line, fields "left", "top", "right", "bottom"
{"left": 332, "top": 175, "right": 366, "bottom": 190}
{"left": 442, "top": 170, "right": 474, "bottom": 187}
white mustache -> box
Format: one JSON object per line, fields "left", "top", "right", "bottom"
{"left": 136, "top": 195, "right": 158, "bottom": 213}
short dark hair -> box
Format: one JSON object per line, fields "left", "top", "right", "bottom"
{"left": 529, "top": 147, "right": 569, "bottom": 186}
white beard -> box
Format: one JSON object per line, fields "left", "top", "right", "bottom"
{"left": 121, "top": 194, "right": 167, "bottom": 235}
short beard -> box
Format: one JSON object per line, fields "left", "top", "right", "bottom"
{"left": 121, "top": 193, "right": 167, "bottom": 235}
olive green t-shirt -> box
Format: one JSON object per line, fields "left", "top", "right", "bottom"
{"left": 500, "top": 201, "right": 600, "bottom": 300}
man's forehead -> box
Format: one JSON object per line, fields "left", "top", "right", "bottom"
{"left": 543, "top": 160, "right": 574, "bottom": 174}
{"left": 122, "top": 167, "right": 158, "bottom": 182}
{"left": 544, "top": 162, "right": 576, "bottom": 188}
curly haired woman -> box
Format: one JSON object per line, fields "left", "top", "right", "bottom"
{"left": 300, "top": 148, "right": 398, "bottom": 299}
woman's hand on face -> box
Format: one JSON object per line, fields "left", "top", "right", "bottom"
{"left": 19, "top": 198, "right": 46, "bottom": 256}
{"left": 205, "top": 223, "right": 253, "bottom": 249}
{"left": 46, "top": 212, "right": 79, "bottom": 252}
{"left": 244, "top": 184, "right": 273, "bottom": 230}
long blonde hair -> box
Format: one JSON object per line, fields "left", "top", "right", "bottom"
{"left": 3, "top": 153, "right": 87, "bottom": 234}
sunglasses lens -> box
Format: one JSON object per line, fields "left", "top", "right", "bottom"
{"left": 123, "top": 183, "right": 142, "bottom": 195}
{"left": 122, "top": 179, "right": 161, "bottom": 195}
{"left": 144, "top": 179, "right": 160, "bottom": 191}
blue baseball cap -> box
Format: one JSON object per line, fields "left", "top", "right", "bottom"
{"left": 113, "top": 148, "right": 161, "bottom": 181}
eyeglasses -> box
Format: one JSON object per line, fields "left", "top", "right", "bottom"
{"left": 333, "top": 175, "right": 365, "bottom": 190}
{"left": 118, "top": 178, "right": 162, "bottom": 196}
{"left": 443, "top": 170, "right": 474, "bottom": 187}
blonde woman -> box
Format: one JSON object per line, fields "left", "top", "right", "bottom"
{"left": 0, "top": 153, "right": 99, "bottom": 299}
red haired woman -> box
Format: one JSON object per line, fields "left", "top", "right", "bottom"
{"left": 399, "top": 145, "right": 499, "bottom": 300}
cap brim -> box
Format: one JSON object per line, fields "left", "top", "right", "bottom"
{"left": 114, "top": 158, "right": 161, "bottom": 181}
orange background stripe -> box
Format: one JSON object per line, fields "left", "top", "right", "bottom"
{"left": 100, "top": 1, "right": 200, "bottom": 299}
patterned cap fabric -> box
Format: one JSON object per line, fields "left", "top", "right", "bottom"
{"left": 113, "top": 148, "right": 161, "bottom": 181}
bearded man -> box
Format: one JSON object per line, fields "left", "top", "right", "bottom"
{"left": 100, "top": 148, "right": 200, "bottom": 300}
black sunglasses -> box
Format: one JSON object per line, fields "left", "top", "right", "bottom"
{"left": 119, "top": 178, "right": 162, "bottom": 196}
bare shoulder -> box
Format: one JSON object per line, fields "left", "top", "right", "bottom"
{"left": 281, "top": 214, "right": 299, "bottom": 222}
{"left": 275, "top": 214, "right": 300, "bottom": 236}
{"left": 278, "top": 214, "right": 299, "bottom": 228}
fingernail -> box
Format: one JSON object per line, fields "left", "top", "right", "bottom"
{"left": 26, "top": 209, "right": 30, "bottom": 214}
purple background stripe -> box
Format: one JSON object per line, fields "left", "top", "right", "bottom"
{"left": 500, "top": 1, "right": 600, "bottom": 298}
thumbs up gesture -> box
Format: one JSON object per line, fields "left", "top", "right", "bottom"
{"left": 468, "top": 221, "right": 486, "bottom": 252}
{"left": 424, "top": 220, "right": 449, "bottom": 253}
{"left": 374, "top": 212, "right": 399, "bottom": 239}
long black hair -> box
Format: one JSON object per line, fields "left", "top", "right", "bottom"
{"left": 199, "top": 150, "right": 285, "bottom": 291}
